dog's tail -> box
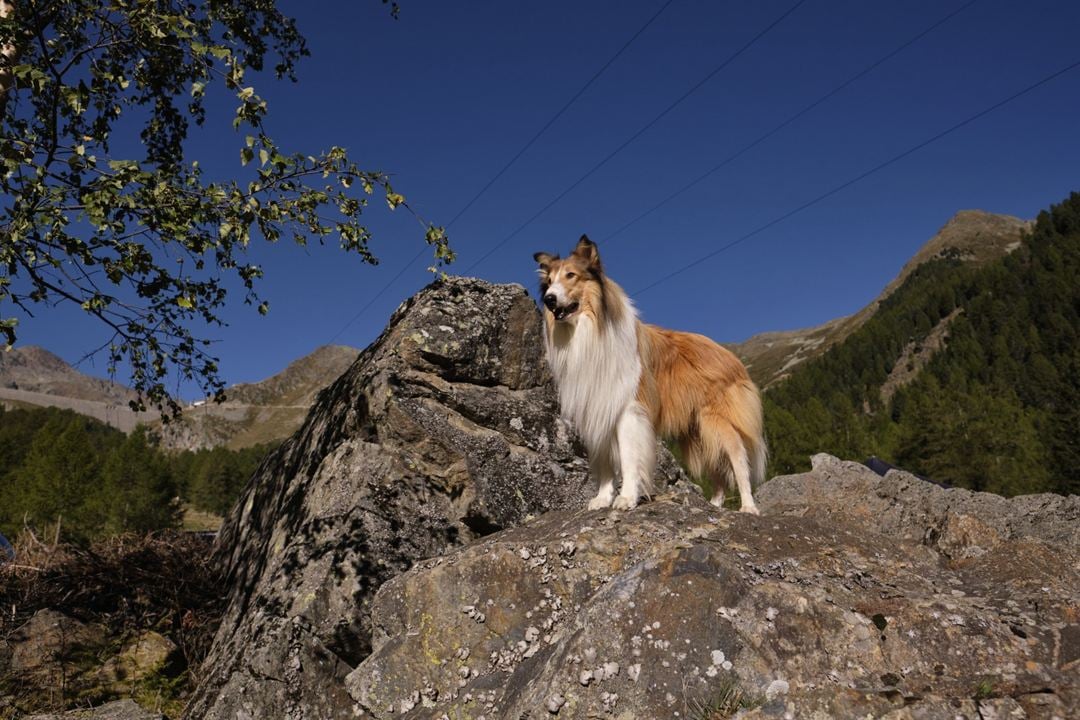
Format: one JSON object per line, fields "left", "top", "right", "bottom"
{"left": 729, "top": 378, "right": 768, "bottom": 488}
{"left": 749, "top": 430, "right": 768, "bottom": 489}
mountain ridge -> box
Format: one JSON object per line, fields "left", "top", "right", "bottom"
{"left": 732, "top": 209, "right": 1031, "bottom": 387}
{"left": 0, "top": 344, "right": 359, "bottom": 450}
{"left": 762, "top": 191, "right": 1080, "bottom": 496}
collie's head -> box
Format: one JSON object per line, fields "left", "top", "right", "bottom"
{"left": 533, "top": 235, "right": 615, "bottom": 325}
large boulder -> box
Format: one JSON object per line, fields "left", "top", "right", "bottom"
{"left": 2, "top": 609, "right": 110, "bottom": 709}
{"left": 1, "top": 611, "right": 177, "bottom": 716}
{"left": 185, "top": 278, "right": 686, "bottom": 719}
{"left": 346, "top": 456, "right": 1079, "bottom": 719}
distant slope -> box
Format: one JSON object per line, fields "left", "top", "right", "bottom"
{"left": 0, "top": 347, "right": 145, "bottom": 430}
{"left": 763, "top": 192, "right": 1080, "bottom": 497}
{"left": 0, "top": 344, "right": 358, "bottom": 450}
{"left": 226, "top": 345, "right": 358, "bottom": 406}
{"left": 156, "top": 345, "right": 358, "bottom": 451}
{"left": 733, "top": 210, "right": 1031, "bottom": 387}
{"left": 0, "top": 346, "right": 139, "bottom": 405}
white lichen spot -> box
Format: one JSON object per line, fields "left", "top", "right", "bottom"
{"left": 546, "top": 694, "right": 565, "bottom": 713}
{"left": 765, "top": 679, "right": 790, "bottom": 701}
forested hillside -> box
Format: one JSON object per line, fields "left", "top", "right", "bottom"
{"left": 766, "top": 192, "right": 1080, "bottom": 497}
{"left": 0, "top": 406, "right": 275, "bottom": 543}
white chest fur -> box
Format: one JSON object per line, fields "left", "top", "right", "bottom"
{"left": 545, "top": 311, "right": 641, "bottom": 454}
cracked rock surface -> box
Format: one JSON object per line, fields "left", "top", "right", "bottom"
{"left": 347, "top": 456, "right": 1079, "bottom": 719}
{"left": 183, "top": 278, "right": 685, "bottom": 719}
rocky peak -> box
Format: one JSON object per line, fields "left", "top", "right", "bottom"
{"left": 224, "top": 344, "right": 358, "bottom": 406}
{"left": 0, "top": 345, "right": 138, "bottom": 405}
{"left": 879, "top": 209, "right": 1031, "bottom": 299}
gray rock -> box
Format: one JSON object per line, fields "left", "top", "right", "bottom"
{"left": 25, "top": 699, "right": 163, "bottom": 720}
{"left": 346, "top": 455, "right": 1079, "bottom": 719}
{"left": 759, "top": 453, "right": 1080, "bottom": 553}
{"left": 185, "top": 278, "right": 686, "bottom": 719}
{"left": 6, "top": 609, "right": 109, "bottom": 698}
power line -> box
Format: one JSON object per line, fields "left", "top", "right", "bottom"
{"left": 325, "top": 0, "right": 678, "bottom": 345}
{"left": 631, "top": 57, "right": 1080, "bottom": 298}
{"left": 601, "top": 0, "right": 979, "bottom": 243}
{"left": 462, "top": 0, "right": 809, "bottom": 275}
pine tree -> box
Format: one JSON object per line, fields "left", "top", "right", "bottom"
{"left": 6, "top": 415, "right": 105, "bottom": 542}
{"left": 98, "top": 428, "right": 180, "bottom": 535}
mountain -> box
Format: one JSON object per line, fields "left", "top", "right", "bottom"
{"left": 0, "top": 346, "right": 139, "bottom": 404}
{"left": 0, "top": 347, "right": 144, "bottom": 431}
{"left": 763, "top": 192, "right": 1080, "bottom": 497}
{"left": 0, "top": 344, "right": 358, "bottom": 450}
{"left": 224, "top": 345, "right": 358, "bottom": 407}
{"left": 732, "top": 210, "right": 1032, "bottom": 387}
{"left": 157, "top": 345, "right": 359, "bottom": 450}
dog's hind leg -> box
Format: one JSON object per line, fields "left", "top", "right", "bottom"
{"left": 707, "top": 462, "right": 732, "bottom": 509}
{"left": 613, "top": 401, "right": 656, "bottom": 511}
{"left": 703, "top": 414, "right": 759, "bottom": 515}
{"left": 587, "top": 444, "right": 617, "bottom": 510}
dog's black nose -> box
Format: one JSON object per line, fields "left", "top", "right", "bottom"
{"left": 543, "top": 293, "right": 557, "bottom": 310}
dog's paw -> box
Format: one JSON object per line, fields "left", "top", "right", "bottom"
{"left": 612, "top": 495, "right": 639, "bottom": 511}
{"left": 739, "top": 505, "right": 761, "bottom": 516}
{"left": 587, "top": 494, "right": 613, "bottom": 511}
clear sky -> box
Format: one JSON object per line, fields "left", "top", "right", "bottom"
{"left": 18, "top": 0, "right": 1080, "bottom": 397}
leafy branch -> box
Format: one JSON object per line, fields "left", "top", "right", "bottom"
{"left": 0, "top": 0, "right": 451, "bottom": 417}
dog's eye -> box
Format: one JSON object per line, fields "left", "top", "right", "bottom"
{"left": 565, "top": 271, "right": 576, "bottom": 279}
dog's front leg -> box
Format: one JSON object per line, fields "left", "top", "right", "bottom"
{"left": 613, "top": 402, "right": 656, "bottom": 510}
{"left": 587, "top": 447, "right": 617, "bottom": 510}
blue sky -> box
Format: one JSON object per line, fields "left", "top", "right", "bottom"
{"left": 19, "top": 0, "right": 1080, "bottom": 396}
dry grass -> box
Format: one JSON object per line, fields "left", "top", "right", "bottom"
{"left": 0, "top": 529, "right": 226, "bottom": 717}
{"left": 687, "top": 677, "right": 764, "bottom": 720}
{"left": 180, "top": 504, "right": 223, "bottom": 532}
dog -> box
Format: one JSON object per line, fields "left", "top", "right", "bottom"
{"left": 533, "top": 235, "right": 765, "bottom": 513}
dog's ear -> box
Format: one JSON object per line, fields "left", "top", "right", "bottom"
{"left": 572, "top": 234, "right": 602, "bottom": 274}
{"left": 533, "top": 252, "right": 556, "bottom": 273}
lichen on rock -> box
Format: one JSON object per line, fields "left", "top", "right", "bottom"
{"left": 346, "top": 457, "right": 1079, "bottom": 719}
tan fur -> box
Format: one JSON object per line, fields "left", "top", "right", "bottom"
{"left": 638, "top": 324, "right": 765, "bottom": 498}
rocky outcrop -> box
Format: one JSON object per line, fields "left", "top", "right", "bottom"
{"left": 26, "top": 699, "right": 164, "bottom": 720}
{"left": 184, "top": 278, "right": 686, "bottom": 719}
{"left": 347, "top": 455, "right": 1079, "bottom": 719}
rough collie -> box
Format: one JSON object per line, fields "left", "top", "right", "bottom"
{"left": 534, "top": 236, "right": 765, "bottom": 513}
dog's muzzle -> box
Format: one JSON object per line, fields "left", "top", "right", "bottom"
{"left": 545, "top": 295, "right": 579, "bottom": 321}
